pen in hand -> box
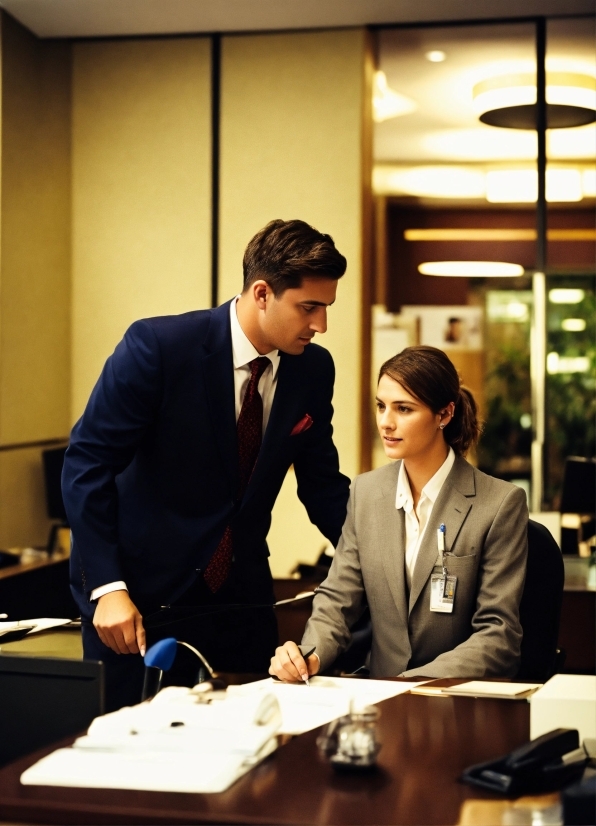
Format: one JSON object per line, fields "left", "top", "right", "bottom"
{"left": 298, "top": 644, "right": 316, "bottom": 686}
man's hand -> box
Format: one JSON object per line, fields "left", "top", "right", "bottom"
{"left": 269, "top": 641, "right": 320, "bottom": 683}
{"left": 93, "top": 590, "right": 146, "bottom": 656}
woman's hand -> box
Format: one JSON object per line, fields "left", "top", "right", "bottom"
{"left": 269, "top": 641, "right": 320, "bottom": 683}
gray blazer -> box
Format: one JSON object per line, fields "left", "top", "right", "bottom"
{"left": 303, "top": 456, "right": 528, "bottom": 679}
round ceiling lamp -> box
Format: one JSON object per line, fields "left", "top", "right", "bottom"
{"left": 472, "top": 72, "right": 596, "bottom": 129}
{"left": 418, "top": 261, "right": 525, "bottom": 277}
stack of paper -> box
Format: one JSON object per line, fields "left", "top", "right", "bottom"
{"left": 21, "top": 686, "right": 281, "bottom": 793}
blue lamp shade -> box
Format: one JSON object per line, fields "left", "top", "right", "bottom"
{"left": 144, "top": 637, "right": 177, "bottom": 671}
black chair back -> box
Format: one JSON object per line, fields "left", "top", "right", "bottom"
{"left": 517, "top": 519, "right": 564, "bottom": 682}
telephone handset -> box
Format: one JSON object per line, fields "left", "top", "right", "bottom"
{"left": 462, "top": 728, "right": 589, "bottom": 795}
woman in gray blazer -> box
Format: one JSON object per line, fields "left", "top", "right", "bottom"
{"left": 270, "top": 345, "right": 528, "bottom": 682}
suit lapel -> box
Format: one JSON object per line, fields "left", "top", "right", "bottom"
{"left": 408, "top": 457, "right": 475, "bottom": 613}
{"left": 375, "top": 463, "right": 409, "bottom": 627}
{"left": 201, "top": 301, "right": 239, "bottom": 497}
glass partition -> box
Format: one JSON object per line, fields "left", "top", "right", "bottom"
{"left": 371, "top": 16, "right": 595, "bottom": 520}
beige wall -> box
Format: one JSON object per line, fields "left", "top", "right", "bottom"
{"left": 0, "top": 25, "right": 370, "bottom": 561}
{"left": 71, "top": 37, "right": 212, "bottom": 421}
{"left": 0, "top": 13, "right": 71, "bottom": 547}
{"left": 0, "top": 14, "right": 71, "bottom": 445}
{"left": 220, "top": 29, "right": 369, "bottom": 576}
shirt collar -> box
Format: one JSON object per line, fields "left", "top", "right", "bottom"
{"left": 395, "top": 447, "right": 456, "bottom": 512}
{"left": 395, "top": 461, "right": 414, "bottom": 514}
{"left": 229, "top": 297, "right": 280, "bottom": 378}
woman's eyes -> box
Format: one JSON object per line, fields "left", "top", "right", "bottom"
{"left": 376, "top": 403, "right": 411, "bottom": 413}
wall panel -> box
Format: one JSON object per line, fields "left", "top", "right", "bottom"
{"left": 0, "top": 13, "right": 71, "bottom": 446}
{"left": 71, "top": 37, "right": 212, "bottom": 420}
{"left": 220, "top": 29, "right": 370, "bottom": 575}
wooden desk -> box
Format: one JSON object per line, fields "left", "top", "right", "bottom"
{"left": 0, "top": 688, "right": 530, "bottom": 825}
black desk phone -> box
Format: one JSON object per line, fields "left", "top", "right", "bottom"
{"left": 462, "top": 728, "right": 590, "bottom": 795}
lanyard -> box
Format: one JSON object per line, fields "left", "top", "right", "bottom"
{"left": 437, "top": 522, "right": 447, "bottom": 576}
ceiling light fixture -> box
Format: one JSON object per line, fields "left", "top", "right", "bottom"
{"left": 425, "top": 50, "right": 446, "bottom": 63}
{"left": 373, "top": 71, "right": 417, "bottom": 122}
{"left": 472, "top": 72, "right": 596, "bottom": 129}
{"left": 485, "top": 168, "right": 583, "bottom": 203}
{"left": 549, "top": 289, "right": 585, "bottom": 304}
{"left": 561, "top": 319, "right": 587, "bottom": 332}
{"left": 582, "top": 168, "right": 596, "bottom": 197}
{"left": 418, "top": 261, "right": 525, "bottom": 278}
{"left": 372, "top": 165, "right": 485, "bottom": 198}
{"left": 547, "top": 353, "right": 589, "bottom": 374}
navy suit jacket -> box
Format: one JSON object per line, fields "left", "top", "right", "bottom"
{"left": 63, "top": 300, "right": 350, "bottom": 620}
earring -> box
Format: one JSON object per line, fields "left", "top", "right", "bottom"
{"left": 439, "top": 424, "right": 445, "bottom": 430}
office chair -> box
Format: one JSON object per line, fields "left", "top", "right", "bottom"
{"left": 517, "top": 519, "right": 565, "bottom": 682}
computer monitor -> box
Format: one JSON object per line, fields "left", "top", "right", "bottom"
{"left": 560, "top": 456, "right": 596, "bottom": 515}
{"left": 41, "top": 445, "right": 68, "bottom": 523}
{"left": 0, "top": 655, "right": 104, "bottom": 767}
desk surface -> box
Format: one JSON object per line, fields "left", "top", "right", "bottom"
{"left": 0, "top": 686, "right": 530, "bottom": 826}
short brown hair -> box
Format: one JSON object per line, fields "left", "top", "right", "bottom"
{"left": 379, "top": 346, "right": 482, "bottom": 456}
{"left": 242, "top": 219, "right": 347, "bottom": 295}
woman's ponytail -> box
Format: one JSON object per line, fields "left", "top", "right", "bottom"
{"left": 446, "top": 386, "right": 482, "bottom": 456}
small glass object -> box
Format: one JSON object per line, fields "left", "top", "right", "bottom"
{"left": 317, "top": 703, "right": 381, "bottom": 772}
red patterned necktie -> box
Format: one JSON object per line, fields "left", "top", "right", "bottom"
{"left": 203, "top": 357, "right": 270, "bottom": 592}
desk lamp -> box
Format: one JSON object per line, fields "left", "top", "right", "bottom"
{"left": 142, "top": 637, "right": 219, "bottom": 701}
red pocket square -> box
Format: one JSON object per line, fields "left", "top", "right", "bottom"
{"left": 290, "top": 414, "right": 313, "bottom": 436}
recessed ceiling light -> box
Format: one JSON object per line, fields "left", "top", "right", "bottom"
{"left": 549, "top": 289, "right": 585, "bottom": 304}
{"left": 425, "top": 50, "right": 446, "bottom": 63}
{"left": 418, "top": 261, "right": 524, "bottom": 277}
{"left": 561, "top": 319, "right": 587, "bottom": 332}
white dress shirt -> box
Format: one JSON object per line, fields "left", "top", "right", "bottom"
{"left": 396, "top": 447, "right": 455, "bottom": 588}
{"left": 91, "top": 298, "right": 280, "bottom": 602}
{"left": 229, "top": 296, "right": 280, "bottom": 432}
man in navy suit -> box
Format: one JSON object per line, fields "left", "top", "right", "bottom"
{"left": 62, "top": 219, "right": 351, "bottom": 709}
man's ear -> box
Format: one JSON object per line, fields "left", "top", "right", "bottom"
{"left": 252, "top": 280, "right": 269, "bottom": 309}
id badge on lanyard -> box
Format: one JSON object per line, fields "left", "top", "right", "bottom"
{"left": 430, "top": 523, "right": 457, "bottom": 613}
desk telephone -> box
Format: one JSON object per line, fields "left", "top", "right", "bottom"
{"left": 462, "top": 728, "right": 590, "bottom": 795}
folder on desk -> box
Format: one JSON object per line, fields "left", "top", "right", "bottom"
{"left": 21, "top": 686, "right": 281, "bottom": 794}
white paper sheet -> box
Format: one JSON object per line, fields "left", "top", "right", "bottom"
{"left": 444, "top": 681, "right": 541, "bottom": 698}
{"left": 0, "top": 618, "right": 71, "bottom": 636}
{"left": 20, "top": 739, "right": 277, "bottom": 794}
{"left": 228, "top": 676, "right": 424, "bottom": 735}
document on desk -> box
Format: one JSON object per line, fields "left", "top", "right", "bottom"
{"left": 21, "top": 686, "right": 281, "bottom": 794}
{"left": 228, "top": 676, "right": 425, "bottom": 735}
{"left": 0, "top": 617, "right": 71, "bottom": 636}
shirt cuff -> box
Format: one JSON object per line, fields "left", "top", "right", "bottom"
{"left": 90, "top": 581, "right": 128, "bottom": 601}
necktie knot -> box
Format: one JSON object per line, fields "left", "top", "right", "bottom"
{"left": 250, "top": 356, "right": 270, "bottom": 382}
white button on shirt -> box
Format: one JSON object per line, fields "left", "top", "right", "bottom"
{"left": 91, "top": 298, "right": 280, "bottom": 602}
{"left": 397, "top": 447, "right": 455, "bottom": 588}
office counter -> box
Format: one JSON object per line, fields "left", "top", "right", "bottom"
{"left": 0, "top": 685, "right": 531, "bottom": 826}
